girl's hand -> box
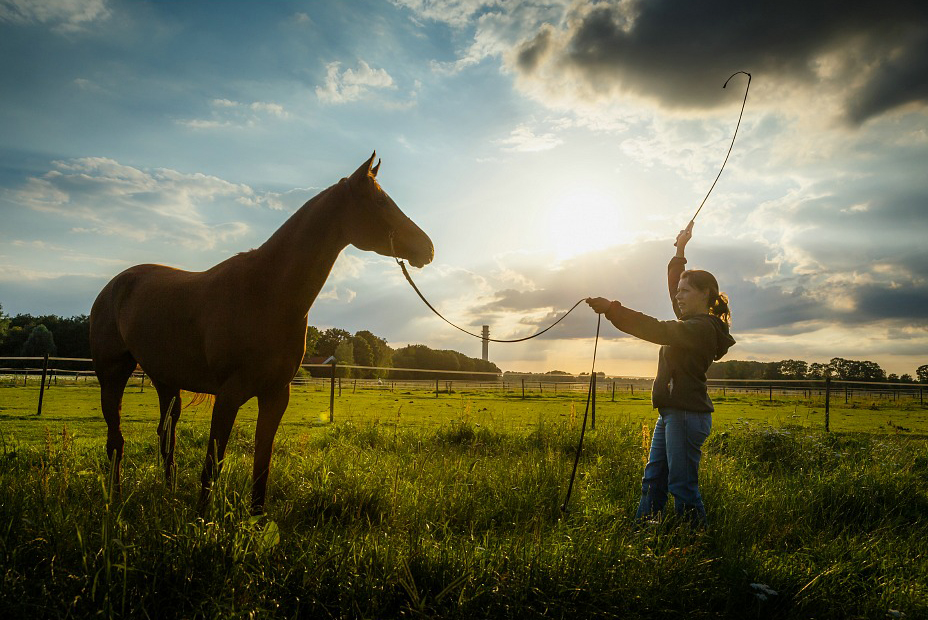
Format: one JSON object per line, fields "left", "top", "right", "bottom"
{"left": 586, "top": 297, "right": 612, "bottom": 314}
{"left": 674, "top": 221, "right": 694, "bottom": 254}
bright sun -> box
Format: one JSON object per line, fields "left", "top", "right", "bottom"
{"left": 545, "top": 187, "right": 632, "bottom": 260}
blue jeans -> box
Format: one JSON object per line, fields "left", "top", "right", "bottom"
{"left": 635, "top": 408, "right": 712, "bottom": 527}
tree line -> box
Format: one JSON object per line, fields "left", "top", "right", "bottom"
{"left": 0, "top": 306, "right": 90, "bottom": 369}
{"left": 1, "top": 305, "right": 923, "bottom": 383}
{"left": 303, "top": 326, "right": 501, "bottom": 380}
{"left": 0, "top": 307, "right": 501, "bottom": 380}
{"left": 708, "top": 357, "right": 928, "bottom": 384}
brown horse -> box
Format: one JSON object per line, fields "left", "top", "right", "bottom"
{"left": 89, "top": 153, "right": 433, "bottom": 512}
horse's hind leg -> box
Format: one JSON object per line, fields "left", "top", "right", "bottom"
{"left": 153, "top": 381, "right": 182, "bottom": 486}
{"left": 96, "top": 354, "right": 136, "bottom": 496}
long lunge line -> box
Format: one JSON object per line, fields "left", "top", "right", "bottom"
{"left": 395, "top": 256, "right": 585, "bottom": 343}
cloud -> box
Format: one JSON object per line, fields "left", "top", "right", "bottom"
{"left": 390, "top": 0, "right": 497, "bottom": 29}
{"left": 510, "top": 0, "right": 928, "bottom": 124}
{"left": 291, "top": 11, "right": 313, "bottom": 26}
{"left": 0, "top": 0, "right": 109, "bottom": 32}
{"left": 316, "top": 61, "right": 397, "bottom": 104}
{"left": 496, "top": 123, "right": 563, "bottom": 152}
{"left": 3, "top": 157, "right": 282, "bottom": 249}
{"left": 178, "top": 98, "right": 290, "bottom": 130}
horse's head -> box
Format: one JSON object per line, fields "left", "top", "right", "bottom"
{"left": 343, "top": 152, "right": 434, "bottom": 268}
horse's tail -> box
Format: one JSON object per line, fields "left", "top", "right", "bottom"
{"left": 184, "top": 392, "right": 215, "bottom": 410}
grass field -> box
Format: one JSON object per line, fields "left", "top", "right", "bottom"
{"left": 1, "top": 382, "right": 927, "bottom": 618}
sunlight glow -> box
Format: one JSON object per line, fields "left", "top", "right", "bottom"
{"left": 545, "top": 187, "right": 632, "bottom": 260}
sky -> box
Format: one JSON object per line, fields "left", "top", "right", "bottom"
{"left": 1, "top": 0, "right": 927, "bottom": 378}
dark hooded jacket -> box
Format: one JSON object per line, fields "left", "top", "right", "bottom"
{"left": 604, "top": 256, "right": 735, "bottom": 412}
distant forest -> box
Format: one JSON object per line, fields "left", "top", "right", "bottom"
{"left": 0, "top": 306, "right": 500, "bottom": 380}
{"left": 1, "top": 306, "right": 925, "bottom": 383}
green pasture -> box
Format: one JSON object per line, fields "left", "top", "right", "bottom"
{"left": 1, "top": 380, "right": 927, "bottom": 618}
{"left": 1, "top": 379, "right": 927, "bottom": 448}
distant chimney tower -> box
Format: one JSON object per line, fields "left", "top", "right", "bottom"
{"left": 482, "top": 325, "right": 489, "bottom": 361}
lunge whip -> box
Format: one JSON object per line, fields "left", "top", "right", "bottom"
{"left": 676, "top": 71, "right": 752, "bottom": 243}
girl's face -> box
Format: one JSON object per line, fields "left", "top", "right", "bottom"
{"left": 676, "top": 277, "right": 711, "bottom": 316}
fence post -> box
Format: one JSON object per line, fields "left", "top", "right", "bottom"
{"left": 435, "top": 379, "right": 439, "bottom": 397}
{"left": 36, "top": 354, "right": 49, "bottom": 416}
{"left": 329, "top": 360, "right": 337, "bottom": 422}
{"left": 521, "top": 378, "right": 525, "bottom": 400}
{"left": 824, "top": 376, "right": 831, "bottom": 432}
{"left": 612, "top": 381, "right": 616, "bottom": 402}
{"left": 769, "top": 385, "right": 773, "bottom": 402}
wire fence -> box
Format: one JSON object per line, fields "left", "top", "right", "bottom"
{"left": 3, "top": 356, "right": 926, "bottom": 424}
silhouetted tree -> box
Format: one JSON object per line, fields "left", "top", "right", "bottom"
{"left": 917, "top": 365, "right": 928, "bottom": 384}
{"left": 21, "top": 324, "right": 56, "bottom": 357}
{"left": 0, "top": 303, "right": 9, "bottom": 347}
{"left": 779, "top": 359, "right": 809, "bottom": 380}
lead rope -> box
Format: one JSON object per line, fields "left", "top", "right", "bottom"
{"left": 561, "top": 313, "right": 601, "bottom": 513}
{"left": 391, "top": 237, "right": 602, "bottom": 513}
{"left": 392, "top": 247, "right": 585, "bottom": 343}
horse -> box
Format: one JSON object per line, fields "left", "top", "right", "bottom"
{"left": 89, "top": 153, "right": 433, "bottom": 512}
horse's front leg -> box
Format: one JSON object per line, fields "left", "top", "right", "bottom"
{"left": 198, "top": 387, "right": 247, "bottom": 512}
{"left": 251, "top": 385, "right": 291, "bottom": 514}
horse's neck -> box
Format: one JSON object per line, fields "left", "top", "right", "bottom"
{"left": 255, "top": 183, "right": 350, "bottom": 315}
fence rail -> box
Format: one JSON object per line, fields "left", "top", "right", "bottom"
{"left": 2, "top": 357, "right": 925, "bottom": 427}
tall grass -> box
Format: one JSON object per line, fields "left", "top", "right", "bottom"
{"left": 1, "top": 419, "right": 926, "bottom": 618}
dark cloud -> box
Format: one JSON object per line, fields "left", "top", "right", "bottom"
{"left": 852, "top": 285, "right": 928, "bottom": 324}
{"left": 515, "top": 0, "right": 928, "bottom": 123}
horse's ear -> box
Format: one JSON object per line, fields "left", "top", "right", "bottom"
{"left": 371, "top": 158, "right": 381, "bottom": 177}
{"left": 349, "top": 151, "right": 377, "bottom": 183}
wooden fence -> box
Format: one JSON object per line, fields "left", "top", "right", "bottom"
{"left": 2, "top": 357, "right": 925, "bottom": 431}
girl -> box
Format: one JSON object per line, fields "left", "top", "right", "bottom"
{"left": 586, "top": 224, "right": 735, "bottom": 527}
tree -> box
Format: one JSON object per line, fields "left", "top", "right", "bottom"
{"left": 900, "top": 374, "right": 913, "bottom": 383}
{"left": 315, "top": 328, "right": 352, "bottom": 358}
{"left": 333, "top": 339, "right": 354, "bottom": 378}
{"left": 21, "top": 324, "right": 57, "bottom": 357}
{"left": 778, "top": 359, "right": 809, "bottom": 380}
{"left": 354, "top": 330, "right": 393, "bottom": 378}
{"left": 350, "top": 335, "right": 374, "bottom": 378}
{"left": 0, "top": 303, "right": 9, "bottom": 346}
{"left": 917, "top": 365, "right": 928, "bottom": 384}
{"left": 828, "top": 357, "right": 885, "bottom": 381}
{"left": 808, "top": 362, "right": 830, "bottom": 379}
{"left": 304, "top": 325, "right": 321, "bottom": 358}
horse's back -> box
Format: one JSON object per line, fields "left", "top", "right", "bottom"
{"left": 91, "top": 264, "right": 200, "bottom": 354}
